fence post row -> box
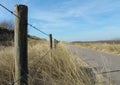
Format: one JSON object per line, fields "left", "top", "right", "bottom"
{"left": 49, "top": 34, "right": 53, "bottom": 49}
{"left": 14, "top": 5, "right": 28, "bottom": 85}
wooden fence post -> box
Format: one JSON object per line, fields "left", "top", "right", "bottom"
{"left": 54, "top": 39, "right": 59, "bottom": 49}
{"left": 49, "top": 34, "right": 53, "bottom": 49}
{"left": 14, "top": 5, "right": 28, "bottom": 85}
{"left": 54, "top": 39, "right": 57, "bottom": 49}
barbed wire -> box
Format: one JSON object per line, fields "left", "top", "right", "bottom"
{"left": 0, "top": 3, "right": 20, "bottom": 18}
{"left": 0, "top": 3, "right": 49, "bottom": 37}
{"left": 0, "top": 3, "right": 59, "bottom": 85}
{"left": 28, "top": 23, "right": 49, "bottom": 36}
{"left": 33, "top": 50, "right": 51, "bottom": 66}
{"left": 9, "top": 50, "right": 51, "bottom": 85}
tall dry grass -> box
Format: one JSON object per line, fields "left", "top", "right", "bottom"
{"left": 0, "top": 39, "right": 95, "bottom": 85}
{"left": 73, "top": 43, "right": 120, "bottom": 55}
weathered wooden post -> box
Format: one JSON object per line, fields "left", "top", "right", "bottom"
{"left": 54, "top": 39, "right": 57, "bottom": 49}
{"left": 54, "top": 39, "right": 59, "bottom": 49}
{"left": 14, "top": 5, "right": 28, "bottom": 85}
{"left": 49, "top": 34, "right": 53, "bottom": 49}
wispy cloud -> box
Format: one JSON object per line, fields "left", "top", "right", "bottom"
{"left": 0, "top": 0, "right": 120, "bottom": 41}
{"left": 29, "top": 0, "right": 120, "bottom": 27}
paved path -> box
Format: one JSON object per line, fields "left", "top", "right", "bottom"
{"left": 68, "top": 45, "right": 120, "bottom": 85}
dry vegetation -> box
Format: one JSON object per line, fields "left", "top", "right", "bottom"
{"left": 0, "top": 37, "right": 97, "bottom": 85}
{"left": 72, "top": 42, "right": 120, "bottom": 55}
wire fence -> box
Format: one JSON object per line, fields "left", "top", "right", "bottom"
{"left": 0, "top": 3, "right": 49, "bottom": 37}
{"left": 0, "top": 3, "right": 59, "bottom": 85}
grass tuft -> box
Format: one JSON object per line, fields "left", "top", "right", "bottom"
{"left": 0, "top": 39, "right": 95, "bottom": 85}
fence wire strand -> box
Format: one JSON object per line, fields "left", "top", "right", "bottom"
{"left": 0, "top": 3, "right": 56, "bottom": 85}
{"left": 9, "top": 50, "right": 51, "bottom": 85}
{"left": 0, "top": 3, "right": 49, "bottom": 37}
{"left": 33, "top": 50, "right": 51, "bottom": 66}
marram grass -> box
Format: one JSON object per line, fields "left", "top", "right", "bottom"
{"left": 0, "top": 39, "right": 96, "bottom": 85}
{"left": 73, "top": 43, "right": 120, "bottom": 55}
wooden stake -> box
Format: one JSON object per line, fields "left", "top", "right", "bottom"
{"left": 49, "top": 34, "right": 53, "bottom": 49}
{"left": 14, "top": 5, "right": 28, "bottom": 85}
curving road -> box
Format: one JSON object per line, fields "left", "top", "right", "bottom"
{"left": 68, "top": 45, "right": 120, "bottom": 85}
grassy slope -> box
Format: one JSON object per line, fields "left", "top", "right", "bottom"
{"left": 72, "top": 42, "right": 120, "bottom": 55}
{"left": 0, "top": 37, "right": 97, "bottom": 85}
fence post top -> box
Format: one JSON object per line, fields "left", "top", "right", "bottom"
{"left": 49, "top": 34, "right": 52, "bottom": 36}
{"left": 14, "top": 4, "right": 28, "bottom": 8}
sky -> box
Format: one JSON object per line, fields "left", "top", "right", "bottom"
{"left": 0, "top": 0, "right": 120, "bottom": 41}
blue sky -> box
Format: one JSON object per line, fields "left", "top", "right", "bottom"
{"left": 0, "top": 0, "right": 120, "bottom": 41}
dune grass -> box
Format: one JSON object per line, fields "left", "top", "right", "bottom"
{"left": 73, "top": 43, "right": 120, "bottom": 55}
{"left": 0, "top": 38, "right": 97, "bottom": 85}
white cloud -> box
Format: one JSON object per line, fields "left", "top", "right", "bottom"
{"left": 0, "top": 0, "right": 120, "bottom": 41}
{"left": 29, "top": 0, "right": 120, "bottom": 27}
